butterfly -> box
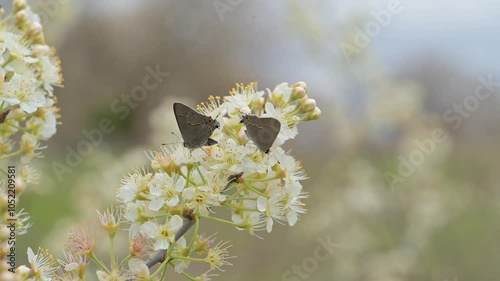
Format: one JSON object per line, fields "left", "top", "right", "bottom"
{"left": 240, "top": 114, "right": 281, "bottom": 154}
{"left": 173, "top": 102, "right": 220, "bottom": 149}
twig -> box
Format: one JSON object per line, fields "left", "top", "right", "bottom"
{"left": 145, "top": 212, "right": 196, "bottom": 269}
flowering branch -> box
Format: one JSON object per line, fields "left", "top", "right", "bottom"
{"left": 0, "top": 0, "right": 63, "bottom": 279}
{"left": 12, "top": 77, "right": 319, "bottom": 280}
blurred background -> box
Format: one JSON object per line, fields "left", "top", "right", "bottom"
{"left": 6, "top": 0, "right": 500, "bottom": 280}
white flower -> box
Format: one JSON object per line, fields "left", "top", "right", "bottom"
{"left": 284, "top": 180, "right": 307, "bottom": 226}
{"left": 0, "top": 30, "right": 37, "bottom": 63}
{"left": 128, "top": 258, "right": 150, "bottom": 280}
{"left": 169, "top": 144, "right": 205, "bottom": 165}
{"left": 256, "top": 192, "right": 285, "bottom": 233}
{"left": 24, "top": 6, "right": 42, "bottom": 25}
{"left": 231, "top": 205, "right": 266, "bottom": 235}
{"left": 38, "top": 54, "right": 62, "bottom": 93}
{"left": 96, "top": 269, "right": 129, "bottom": 281}
{"left": 261, "top": 102, "right": 298, "bottom": 146}
{"left": 123, "top": 201, "right": 148, "bottom": 223}
{"left": 225, "top": 82, "right": 264, "bottom": 115}
{"left": 20, "top": 133, "right": 44, "bottom": 163}
{"left": 276, "top": 151, "right": 308, "bottom": 186}
{"left": 25, "top": 99, "right": 58, "bottom": 139}
{"left": 183, "top": 185, "right": 226, "bottom": 216}
{"left": 27, "top": 247, "right": 58, "bottom": 281}
{"left": 148, "top": 173, "right": 185, "bottom": 211}
{"left": 270, "top": 82, "right": 293, "bottom": 103}
{"left": 117, "top": 172, "right": 152, "bottom": 203}
{"left": 140, "top": 215, "right": 183, "bottom": 250}
{"left": 0, "top": 73, "right": 45, "bottom": 113}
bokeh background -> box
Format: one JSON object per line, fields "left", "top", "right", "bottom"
{"left": 7, "top": 0, "right": 500, "bottom": 280}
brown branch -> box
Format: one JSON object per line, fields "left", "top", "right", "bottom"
{"left": 145, "top": 212, "right": 196, "bottom": 268}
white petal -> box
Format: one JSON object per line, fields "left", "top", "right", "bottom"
{"left": 257, "top": 196, "right": 267, "bottom": 212}
{"left": 149, "top": 198, "right": 164, "bottom": 211}
{"left": 96, "top": 271, "right": 108, "bottom": 281}
{"left": 65, "top": 262, "right": 79, "bottom": 271}
{"left": 287, "top": 211, "right": 298, "bottom": 226}
{"left": 265, "top": 102, "right": 276, "bottom": 115}
{"left": 169, "top": 215, "right": 183, "bottom": 231}
{"left": 154, "top": 239, "right": 169, "bottom": 250}
{"left": 177, "top": 236, "right": 187, "bottom": 248}
{"left": 140, "top": 221, "right": 158, "bottom": 238}
{"left": 128, "top": 258, "right": 149, "bottom": 275}
{"left": 175, "top": 178, "right": 185, "bottom": 192}
{"left": 166, "top": 196, "right": 179, "bottom": 207}
{"left": 27, "top": 247, "right": 35, "bottom": 263}
{"left": 266, "top": 218, "right": 274, "bottom": 233}
{"left": 182, "top": 187, "right": 196, "bottom": 199}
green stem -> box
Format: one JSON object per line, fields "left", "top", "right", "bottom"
{"left": 88, "top": 252, "right": 109, "bottom": 273}
{"left": 5, "top": 122, "right": 30, "bottom": 132}
{"left": 243, "top": 181, "right": 268, "bottom": 198}
{"left": 160, "top": 262, "right": 169, "bottom": 280}
{"left": 225, "top": 204, "right": 258, "bottom": 212}
{"left": 245, "top": 176, "right": 279, "bottom": 183}
{"left": 222, "top": 126, "right": 239, "bottom": 140}
{"left": 169, "top": 255, "right": 205, "bottom": 263}
{"left": 118, "top": 254, "right": 132, "bottom": 270}
{"left": 109, "top": 234, "right": 116, "bottom": 268}
{"left": 144, "top": 214, "right": 170, "bottom": 219}
{"left": 193, "top": 162, "right": 206, "bottom": 184}
{"left": 199, "top": 214, "right": 243, "bottom": 227}
{"left": 0, "top": 168, "right": 7, "bottom": 176}
{"left": 152, "top": 255, "right": 170, "bottom": 277}
{"left": 179, "top": 168, "right": 196, "bottom": 186}
{"left": 187, "top": 215, "right": 199, "bottom": 253}
{"left": 2, "top": 55, "right": 14, "bottom": 68}
{"left": 0, "top": 150, "right": 22, "bottom": 162}
{"left": 225, "top": 197, "right": 257, "bottom": 201}
{"left": 185, "top": 166, "right": 191, "bottom": 188}
{"left": 180, "top": 271, "right": 197, "bottom": 281}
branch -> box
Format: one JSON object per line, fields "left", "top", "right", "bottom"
{"left": 145, "top": 213, "right": 196, "bottom": 268}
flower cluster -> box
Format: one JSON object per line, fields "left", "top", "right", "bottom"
{"left": 0, "top": 1, "right": 63, "bottom": 279}
{"left": 0, "top": 0, "right": 63, "bottom": 169}
{"left": 9, "top": 82, "right": 319, "bottom": 281}
{"left": 113, "top": 81, "right": 318, "bottom": 279}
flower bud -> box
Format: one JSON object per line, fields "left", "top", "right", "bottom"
{"left": 15, "top": 178, "right": 26, "bottom": 195}
{"left": 15, "top": 10, "right": 27, "bottom": 22}
{"left": 308, "top": 107, "right": 321, "bottom": 120}
{"left": 302, "top": 107, "right": 321, "bottom": 121}
{"left": 293, "top": 81, "right": 307, "bottom": 91}
{"left": 0, "top": 224, "right": 9, "bottom": 240}
{"left": 299, "top": 98, "right": 316, "bottom": 113}
{"left": 13, "top": 0, "right": 27, "bottom": 11}
{"left": 29, "top": 23, "right": 43, "bottom": 36}
{"left": 239, "top": 106, "right": 251, "bottom": 115}
{"left": 238, "top": 127, "right": 249, "bottom": 143}
{"left": 34, "top": 45, "right": 51, "bottom": 57}
{"left": 290, "top": 86, "right": 306, "bottom": 102}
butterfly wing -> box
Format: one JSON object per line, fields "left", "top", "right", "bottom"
{"left": 244, "top": 116, "right": 281, "bottom": 153}
{"left": 174, "top": 103, "right": 218, "bottom": 149}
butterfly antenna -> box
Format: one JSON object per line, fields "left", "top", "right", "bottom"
{"left": 201, "top": 147, "right": 210, "bottom": 156}
{"left": 162, "top": 132, "right": 184, "bottom": 146}
{"left": 270, "top": 150, "right": 280, "bottom": 164}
